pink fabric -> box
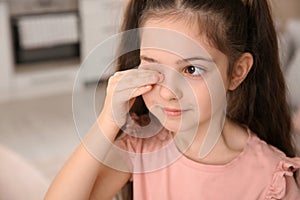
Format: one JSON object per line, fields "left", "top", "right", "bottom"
{"left": 116, "top": 129, "right": 300, "bottom": 200}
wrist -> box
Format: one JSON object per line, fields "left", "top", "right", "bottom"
{"left": 97, "top": 113, "right": 120, "bottom": 140}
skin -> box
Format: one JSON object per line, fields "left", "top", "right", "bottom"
{"left": 140, "top": 18, "right": 253, "bottom": 163}
{"left": 45, "top": 16, "right": 254, "bottom": 199}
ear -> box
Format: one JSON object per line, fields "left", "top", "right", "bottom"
{"left": 229, "top": 53, "right": 253, "bottom": 91}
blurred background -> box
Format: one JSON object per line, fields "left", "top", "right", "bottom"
{"left": 0, "top": 0, "right": 299, "bottom": 199}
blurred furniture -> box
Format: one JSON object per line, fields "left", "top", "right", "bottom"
{"left": 79, "top": 0, "right": 124, "bottom": 83}
{"left": 279, "top": 19, "right": 300, "bottom": 111}
{"left": 0, "top": 0, "right": 126, "bottom": 102}
{"left": 271, "top": 0, "right": 300, "bottom": 25}
{"left": 0, "top": 0, "right": 79, "bottom": 102}
{"left": 9, "top": 0, "right": 80, "bottom": 64}
{"left": 278, "top": 19, "right": 300, "bottom": 138}
{"left": 12, "top": 12, "right": 80, "bottom": 64}
{"left": 8, "top": 0, "right": 78, "bottom": 16}
{"left": 0, "top": 1, "right": 14, "bottom": 93}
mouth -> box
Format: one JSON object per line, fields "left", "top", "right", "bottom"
{"left": 162, "top": 107, "right": 187, "bottom": 117}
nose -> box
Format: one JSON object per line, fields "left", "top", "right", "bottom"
{"left": 159, "top": 76, "right": 183, "bottom": 101}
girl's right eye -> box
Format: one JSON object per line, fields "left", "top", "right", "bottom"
{"left": 183, "top": 65, "right": 206, "bottom": 77}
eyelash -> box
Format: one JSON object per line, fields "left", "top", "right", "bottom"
{"left": 183, "top": 65, "right": 206, "bottom": 77}
{"left": 140, "top": 61, "right": 206, "bottom": 77}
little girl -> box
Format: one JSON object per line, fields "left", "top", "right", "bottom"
{"left": 46, "top": 0, "right": 300, "bottom": 199}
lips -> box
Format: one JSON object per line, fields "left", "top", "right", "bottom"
{"left": 162, "top": 107, "right": 186, "bottom": 117}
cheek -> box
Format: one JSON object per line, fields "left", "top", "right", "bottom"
{"left": 199, "top": 66, "right": 228, "bottom": 117}
{"left": 193, "top": 85, "right": 212, "bottom": 116}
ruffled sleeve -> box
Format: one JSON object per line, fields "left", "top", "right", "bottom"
{"left": 265, "top": 157, "right": 300, "bottom": 199}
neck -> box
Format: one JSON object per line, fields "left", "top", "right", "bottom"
{"left": 177, "top": 117, "right": 248, "bottom": 165}
{"left": 172, "top": 116, "right": 218, "bottom": 159}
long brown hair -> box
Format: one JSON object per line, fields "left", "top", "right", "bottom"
{"left": 117, "top": 0, "right": 295, "bottom": 155}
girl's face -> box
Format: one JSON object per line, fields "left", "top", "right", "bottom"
{"left": 140, "top": 17, "right": 230, "bottom": 133}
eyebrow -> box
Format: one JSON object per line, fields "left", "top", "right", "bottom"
{"left": 140, "top": 55, "right": 214, "bottom": 64}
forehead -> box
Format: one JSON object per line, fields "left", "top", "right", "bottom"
{"left": 140, "top": 18, "right": 224, "bottom": 63}
{"left": 139, "top": 18, "right": 230, "bottom": 75}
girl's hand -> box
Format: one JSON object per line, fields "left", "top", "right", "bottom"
{"left": 98, "top": 69, "right": 163, "bottom": 139}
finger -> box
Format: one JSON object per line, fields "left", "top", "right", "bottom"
{"left": 131, "top": 85, "right": 153, "bottom": 98}
{"left": 111, "top": 69, "right": 163, "bottom": 91}
{"left": 111, "top": 69, "right": 153, "bottom": 80}
{"left": 115, "top": 84, "right": 153, "bottom": 102}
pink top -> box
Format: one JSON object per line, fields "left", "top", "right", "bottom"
{"left": 115, "top": 128, "right": 300, "bottom": 200}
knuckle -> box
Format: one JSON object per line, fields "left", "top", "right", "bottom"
{"left": 107, "top": 77, "right": 115, "bottom": 86}
{"left": 113, "top": 71, "right": 122, "bottom": 76}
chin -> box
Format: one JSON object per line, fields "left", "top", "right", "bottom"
{"left": 154, "top": 114, "right": 200, "bottom": 134}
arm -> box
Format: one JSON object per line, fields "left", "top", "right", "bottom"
{"left": 45, "top": 119, "right": 131, "bottom": 200}
{"left": 45, "top": 69, "right": 162, "bottom": 199}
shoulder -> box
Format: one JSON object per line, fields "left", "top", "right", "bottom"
{"left": 246, "top": 132, "right": 284, "bottom": 164}
{"left": 246, "top": 131, "right": 300, "bottom": 171}
{"left": 245, "top": 130, "right": 297, "bottom": 174}
{"left": 245, "top": 131, "right": 300, "bottom": 199}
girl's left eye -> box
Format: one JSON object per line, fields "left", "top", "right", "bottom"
{"left": 183, "top": 65, "right": 205, "bottom": 76}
